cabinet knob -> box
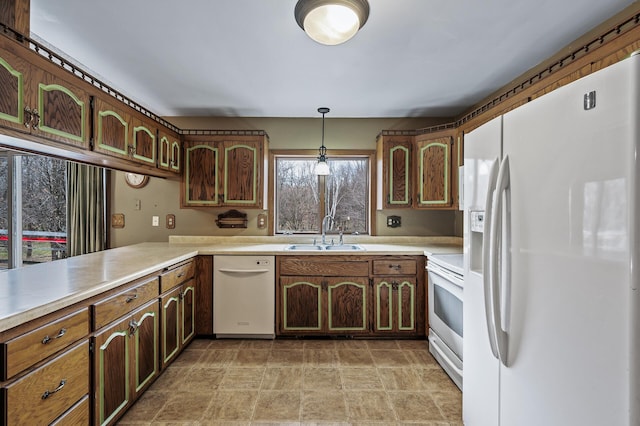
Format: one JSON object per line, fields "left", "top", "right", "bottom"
{"left": 32, "top": 109, "right": 40, "bottom": 130}
{"left": 41, "top": 379, "right": 66, "bottom": 399}
{"left": 389, "top": 264, "right": 401, "bottom": 270}
{"left": 129, "top": 319, "right": 139, "bottom": 335}
{"left": 125, "top": 293, "right": 138, "bottom": 303}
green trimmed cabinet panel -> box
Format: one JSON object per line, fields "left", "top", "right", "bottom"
{"left": 373, "top": 276, "right": 417, "bottom": 334}
{"left": 94, "top": 96, "right": 131, "bottom": 160}
{"left": 415, "top": 135, "right": 453, "bottom": 208}
{"left": 0, "top": 37, "right": 90, "bottom": 148}
{"left": 92, "top": 299, "right": 159, "bottom": 426}
{"left": 131, "top": 119, "right": 156, "bottom": 165}
{"left": 160, "top": 280, "right": 196, "bottom": 369}
{"left": 158, "top": 128, "right": 181, "bottom": 174}
{"left": 182, "top": 134, "right": 268, "bottom": 208}
{"left": 278, "top": 274, "right": 369, "bottom": 336}
{"left": 376, "top": 134, "right": 413, "bottom": 209}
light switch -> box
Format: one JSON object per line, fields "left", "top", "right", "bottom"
{"left": 152, "top": 216, "right": 159, "bottom": 226}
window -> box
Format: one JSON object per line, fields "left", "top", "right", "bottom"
{"left": 0, "top": 150, "right": 67, "bottom": 269}
{"left": 274, "top": 153, "right": 371, "bottom": 235}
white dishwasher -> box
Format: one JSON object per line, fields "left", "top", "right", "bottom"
{"left": 213, "top": 255, "right": 275, "bottom": 338}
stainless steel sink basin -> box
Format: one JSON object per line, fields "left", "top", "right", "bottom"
{"left": 285, "top": 244, "right": 324, "bottom": 251}
{"left": 324, "top": 244, "right": 365, "bottom": 251}
{"left": 285, "top": 244, "right": 365, "bottom": 251}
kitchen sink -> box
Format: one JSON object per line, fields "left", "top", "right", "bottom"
{"left": 285, "top": 244, "right": 365, "bottom": 251}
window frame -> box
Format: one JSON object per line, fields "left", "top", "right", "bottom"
{"left": 269, "top": 149, "right": 377, "bottom": 236}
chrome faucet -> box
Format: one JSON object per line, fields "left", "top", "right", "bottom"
{"left": 321, "top": 215, "right": 333, "bottom": 245}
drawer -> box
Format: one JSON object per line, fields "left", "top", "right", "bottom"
{"left": 3, "top": 308, "right": 89, "bottom": 380}
{"left": 373, "top": 259, "right": 417, "bottom": 275}
{"left": 5, "top": 340, "right": 89, "bottom": 425}
{"left": 93, "top": 277, "right": 159, "bottom": 330}
{"left": 279, "top": 258, "right": 369, "bottom": 277}
{"left": 50, "top": 395, "right": 89, "bottom": 426}
{"left": 160, "top": 260, "right": 195, "bottom": 293}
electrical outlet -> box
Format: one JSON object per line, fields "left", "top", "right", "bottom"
{"left": 257, "top": 213, "right": 267, "bottom": 229}
{"left": 166, "top": 214, "right": 175, "bottom": 229}
{"left": 152, "top": 216, "right": 159, "bottom": 227}
{"left": 111, "top": 213, "right": 125, "bottom": 228}
{"left": 387, "top": 215, "right": 401, "bottom": 228}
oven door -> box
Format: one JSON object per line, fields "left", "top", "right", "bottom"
{"left": 427, "top": 263, "right": 463, "bottom": 360}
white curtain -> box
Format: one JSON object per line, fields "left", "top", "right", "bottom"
{"left": 66, "top": 163, "right": 106, "bottom": 256}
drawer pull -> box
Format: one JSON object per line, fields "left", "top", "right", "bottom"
{"left": 129, "top": 319, "right": 139, "bottom": 335}
{"left": 389, "top": 264, "right": 401, "bottom": 270}
{"left": 41, "top": 328, "right": 67, "bottom": 344}
{"left": 41, "top": 379, "right": 66, "bottom": 399}
{"left": 125, "top": 293, "right": 138, "bottom": 303}
{"left": 177, "top": 271, "right": 185, "bottom": 278}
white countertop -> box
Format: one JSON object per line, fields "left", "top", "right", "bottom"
{"left": 0, "top": 236, "right": 462, "bottom": 333}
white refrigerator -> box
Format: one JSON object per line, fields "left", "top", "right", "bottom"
{"left": 463, "top": 53, "right": 640, "bottom": 425}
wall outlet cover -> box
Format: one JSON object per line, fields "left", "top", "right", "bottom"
{"left": 166, "top": 214, "right": 176, "bottom": 229}
{"left": 112, "top": 213, "right": 125, "bottom": 228}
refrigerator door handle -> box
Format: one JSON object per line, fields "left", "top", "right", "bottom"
{"left": 483, "top": 157, "right": 500, "bottom": 359}
{"left": 490, "top": 155, "right": 510, "bottom": 366}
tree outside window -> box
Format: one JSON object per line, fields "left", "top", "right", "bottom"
{"left": 275, "top": 155, "right": 369, "bottom": 235}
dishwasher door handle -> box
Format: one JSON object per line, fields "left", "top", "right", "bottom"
{"left": 217, "top": 268, "right": 272, "bottom": 274}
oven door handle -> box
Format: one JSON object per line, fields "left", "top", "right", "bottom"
{"left": 483, "top": 157, "right": 500, "bottom": 360}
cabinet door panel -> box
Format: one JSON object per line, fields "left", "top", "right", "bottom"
{"left": 131, "top": 301, "right": 159, "bottom": 397}
{"left": 181, "top": 283, "right": 196, "bottom": 345}
{"left": 374, "top": 280, "right": 393, "bottom": 332}
{"left": 94, "top": 97, "right": 130, "bottom": 159}
{"left": 0, "top": 51, "right": 26, "bottom": 132}
{"left": 223, "top": 142, "right": 259, "bottom": 205}
{"left": 280, "top": 277, "right": 322, "bottom": 332}
{"left": 397, "top": 279, "right": 416, "bottom": 331}
{"left": 184, "top": 143, "right": 219, "bottom": 206}
{"left": 327, "top": 278, "right": 368, "bottom": 333}
{"left": 94, "top": 318, "right": 130, "bottom": 425}
{"left": 416, "top": 136, "right": 452, "bottom": 207}
{"left": 161, "top": 287, "right": 181, "bottom": 368}
{"left": 132, "top": 121, "right": 156, "bottom": 165}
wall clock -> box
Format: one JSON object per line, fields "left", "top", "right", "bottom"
{"left": 124, "top": 172, "right": 149, "bottom": 188}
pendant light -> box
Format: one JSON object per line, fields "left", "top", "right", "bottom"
{"left": 294, "top": 0, "right": 370, "bottom": 46}
{"left": 316, "top": 107, "right": 330, "bottom": 176}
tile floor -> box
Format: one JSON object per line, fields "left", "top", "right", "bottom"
{"left": 118, "top": 338, "right": 462, "bottom": 426}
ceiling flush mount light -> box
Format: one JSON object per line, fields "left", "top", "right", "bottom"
{"left": 295, "top": 0, "right": 370, "bottom": 45}
{"left": 316, "top": 107, "right": 330, "bottom": 176}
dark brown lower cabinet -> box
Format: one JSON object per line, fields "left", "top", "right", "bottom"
{"left": 93, "top": 299, "right": 159, "bottom": 426}
{"left": 373, "top": 276, "right": 418, "bottom": 334}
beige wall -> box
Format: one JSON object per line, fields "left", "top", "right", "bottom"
{"left": 109, "top": 117, "right": 460, "bottom": 248}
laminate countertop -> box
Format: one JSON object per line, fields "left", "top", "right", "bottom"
{"left": 0, "top": 236, "right": 462, "bottom": 333}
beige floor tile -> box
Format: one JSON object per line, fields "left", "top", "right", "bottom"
{"left": 153, "top": 392, "right": 213, "bottom": 422}
{"left": 151, "top": 366, "right": 189, "bottom": 389}
{"left": 387, "top": 391, "right": 444, "bottom": 422}
{"left": 268, "top": 349, "right": 304, "bottom": 366}
{"left": 200, "top": 421, "right": 251, "bottom": 426}
{"left": 301, "top": 391, "right": 348, "bottom": 422}
{"left": 378, "top": 367, "right": 427, "bottom": 391}
{"left": 344, "top": 390, "right": 396, "bottom": 422}
{"left": 340, "top": 367, "right": 384, "bottom": 390}
{"left": 395, "top": 339, "right": 429, "bottom": 349}
{"left": 304, "top": 339, "right": 336, "bottom": 349}
{"left": 334, "top": 339, "right": 368, "bottom": 349}
{"left": 303, "top": 367, "right": 342, "bottom": 390}
{"left": 262, "top": 367, "right": 303, "bottom": 390}
{"left": 219, "top": 367, "right": 265, "bottom": 389}
{"left": 273, "top": 339, "right": 306, "bottom": 349}
{"left": 118, "top": 390, "right": 172, "bottom": 422}
{"left": 186, "top": 339, "right": 213, "bottom": 350}
{"left": 202, "top": 390, "right": 258, "bottom": 421}
{"left": 431, "top": 390, "right": 463, "bottom": 420}
{"left": 241, "top": 340, "right": 274, "bottom": 350}
{"left": 303, "top": 349, "right": 339, "bottom": 366}
{"left": 251, "top": 422, "right": 301, "bottom": 426}
{"left": 365, "top": 340, "right": 400, "bottom": 350}
{"left": 253, "top": 391, "right": 301, "bottom": 421}
{"left": 208, "top": 339, "right": 245, "bottom": 349}
{"left": 233, "top": 349, "right": 270, "bottom": 366}
{"left": 170, "top": 349, "right": 206, "bottom": 367}
{"left": 182, "top": 366, "right": 226, "bottom": 391}
{"left": 337, "top": 349, "right": 374, "bottom": 367}
{"left": 369, "top": 349, "right": 411, "bottom": 367}
{"left": 403, "top": 349, "right": 440, "bottom": 368}
{"left": 200, "top": 349, "right": 238, "bottom": 367}
{"left": 416, "top": 367, "right": 460, "bottom": 393}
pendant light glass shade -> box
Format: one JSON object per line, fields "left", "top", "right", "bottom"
{"left": 295, "top": 0, "right": 370, "bottom": 46}
{"left": 316, "top": 107, "right": 331, "bottom": 175}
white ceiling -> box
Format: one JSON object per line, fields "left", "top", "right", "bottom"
{"left": 30, "top": 0, "right": 634, "bottom": 118}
